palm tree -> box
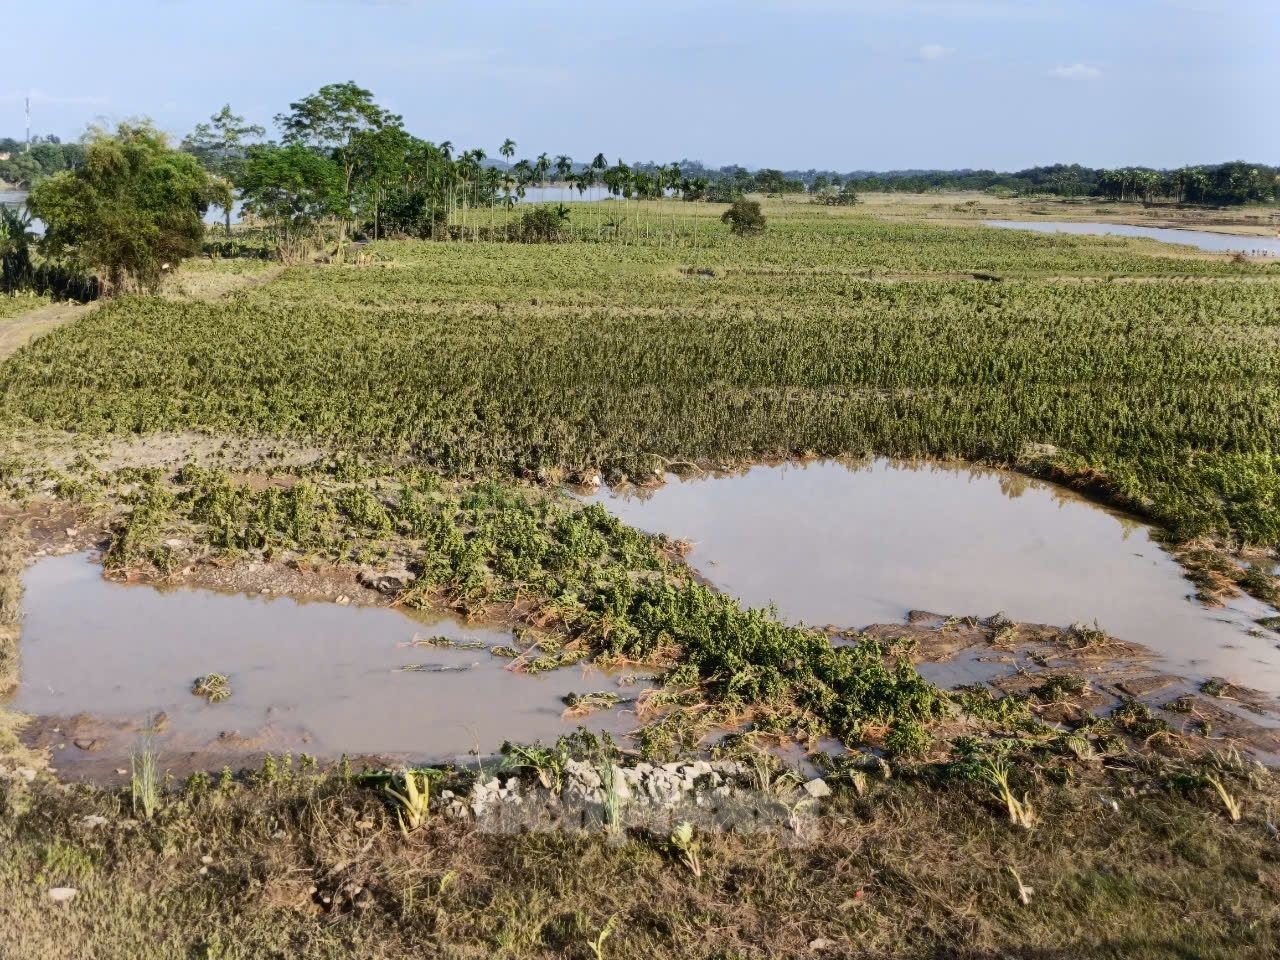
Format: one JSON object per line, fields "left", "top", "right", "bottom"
{"left": 535, "top": 152, "right": 551, "bottom": 187}
{"left": 500, "top": 138, "right": 516, "bottom": 163}
{"left": 555, "top": 154, "right": 573, "bottom": 202}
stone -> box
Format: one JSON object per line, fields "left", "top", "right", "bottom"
{"left": 48, "top": 887, "right": 77, "bottom": 904}
{"left": 802, "top": 778, "right": 832, "bottom": 799}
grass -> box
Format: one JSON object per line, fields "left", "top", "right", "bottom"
{"left": 0, "top": 292, "right": 50, "bottom": 322}
{"left": 0, "top": 755, "right": 1277, "bottom": 958}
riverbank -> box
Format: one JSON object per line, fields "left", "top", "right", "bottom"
{"left": 862, "top": 191, "right": 1280, "bottom": 238}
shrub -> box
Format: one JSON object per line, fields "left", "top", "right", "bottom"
{"left": 721, "top": 198, "right": 766, "bottom": 235}
{"left": 517, "top": 204, "right": 570, "bottom": 243}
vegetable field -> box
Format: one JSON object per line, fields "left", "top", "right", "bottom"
{"left": 2, "top": 202, "right": 1278, "bottom": 543}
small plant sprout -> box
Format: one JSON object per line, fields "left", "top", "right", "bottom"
{"left": 130, "top": 725, "right": 160, "bottom": 819}
{"left": 670, "top": 821, "right": 702, "bottom": 878}
{"left": 587, "top": 913, "right": 619, "bottom": 960}
{"left": 979, "top": 756, "right": 1036, "bottom": 830}
{"left": 1203, "top": 774, "right": 1242, "bottom": 823}
{"left": 192, "top": 673, "right": 232, "bottom": 703}
{"left": 1007, "top": 866, "right": 1034, "bottom": 906}
{"left": 385, "top": 768, "right": 431, "bottom": 834}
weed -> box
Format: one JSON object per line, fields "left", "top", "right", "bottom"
{"left": 191, "top": 673, "right": 232, "bottom": 703}
{"left": 385, "top": 768, "right": 431, "bottom": 834}
{"left": 978, "top": 756, "right": 1036, "bottom": 829}
{"left": 1203, "top": 774, "right": 1243, "bottom": 823}
{"left": 130, "top": 728, "right": 160, "bottom": 819}
{"left": 669, "top": 821, "right": 703, "bottom": 877}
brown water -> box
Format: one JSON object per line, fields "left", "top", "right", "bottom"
{"left": 588, "top": 459, "right": 1280, "bottom": 693}
{"left": 11, "top": 553, "right": 642, "bottom": 766}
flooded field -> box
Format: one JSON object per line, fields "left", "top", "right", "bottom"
{"left": 983, "top": 219, "right": 1280, "bottom": 256}
{"left": 9, "top": 553, "right": 641, "bottom": 774}
{"left": 588, "top": 459, "right": 1280, "bottom": 693}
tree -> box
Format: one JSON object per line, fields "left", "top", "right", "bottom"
{"left": 275, "top": 82, "right": 402, "bottom": 236}
{"left": 27, "top": 122, "right": 212, "bottom": 294}
{"left": 238, "top": 144, "right": 344, "bottom": 261}
{"left": 182, "top": 104, "right": 265, "bottom": 236}
{"left": 500, "top": 138, "right": 516, "bottom": 163}
{"left": 721, "top": 198, "right": 766, "bottom": 235}
{"left": 351, "top": 125, "right": 413, "bottom": 239}
{"left": 554, "top": 154, "right": 573, "bottom": 201}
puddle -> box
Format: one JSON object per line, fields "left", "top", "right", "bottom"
{"left": 587, "top": 460, "right": 1280, "bottom": 693}
{"left": 983, "top": 219, "right": 1280, "bottom": 256}
{"left": 9, "top": 553, "right": 643, "bottom": 773}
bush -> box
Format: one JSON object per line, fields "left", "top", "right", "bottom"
{"left": 721, "top": 198, "right": 766, "bottom": 235}
{"left": 27, "top": 122, "right": 212, "bottom": 294}
{"left": 517, "top": 204, "right": 570, "bottom": 243}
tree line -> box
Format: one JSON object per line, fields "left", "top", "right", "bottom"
{"left": 0, "top": 137, "right": 84, "bottom": 190}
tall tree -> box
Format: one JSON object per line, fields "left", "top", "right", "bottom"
{"left": 238, "top": 143, "right": 344, "bottom": 261}
{"left": 275, "top": 82, "right": 402, "bottom": 236}
{"left": 182, "top": 104, "right": 265, "bottom": 235}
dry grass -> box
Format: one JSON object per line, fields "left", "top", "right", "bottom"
{"left": 0, "top": 764, "right": 1277, "bottom": 959}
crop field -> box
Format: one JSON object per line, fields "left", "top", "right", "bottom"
{"left": 3, "top": 201, "right": 1280, "bottom": 959}
{"left": 2, "top": 202, "right": 1278, "bottom": 544}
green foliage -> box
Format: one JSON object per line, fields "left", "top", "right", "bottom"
{"left": 26, "top": 122, "right": 211, "bottom": 293}
{"left": 192, "top": 673, "right": 232, "bottom": 703}
{"left": 720, "top": 198, "right": 766, "bottom": 235}
{"left": 2, "top": 206, "right": 1278, "bottom": 552}
{"left": 517, "top": 204, "right": 570, "bottom": 242}
{"left": 238, "top": 144, "right": 344, "bottom": 260}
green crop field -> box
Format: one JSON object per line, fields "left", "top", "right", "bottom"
{"left": 3, "top": 202, "right": 1278, "bottom": 543}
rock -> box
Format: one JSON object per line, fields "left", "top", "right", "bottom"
{"left": 358, "top": 567, "right": 415, "bottom": 595}
{"left": 335, "top": 595, "right": 351, "bottom": 605}
{"left": 73, "top": 738, "right": 99, "bottom": 752}
{"left": 802, "top": 778, "right": 832, "bottom": 799}
{"left": 80, "top": 815, "right": 109, "bottom": 829}
{"left": 48, "top": 887, "right": 77, "bottom": 904}
{"left": 809, "top": 937, "right": 836, "bottom": 952}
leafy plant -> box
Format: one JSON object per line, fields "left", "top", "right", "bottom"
{"left": 192, "top": 674, "right": 232, "bottom": 704}
{"left": 385, "top": 768, "right": 431, "bottom": 834}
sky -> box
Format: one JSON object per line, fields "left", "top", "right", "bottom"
{"left": 1, "top": 0, "right": 1276, "bottom": 171}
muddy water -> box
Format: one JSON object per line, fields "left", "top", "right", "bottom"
{"left": 11, "top": 553, "right": 641, "bottom": 769}
{"left": 588, "top": 460, "right": 1280, "bottom": 693}
{"left": 983, "top": 219, "right": 1280, "bottom": 256}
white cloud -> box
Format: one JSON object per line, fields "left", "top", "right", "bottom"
{"left": 1050, "top": 63, "right": 1102, "bottom": 80}
{"left": 918, "top": 43, "right": 953, "bottom": 60}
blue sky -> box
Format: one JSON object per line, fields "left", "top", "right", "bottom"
{"left": 2, "top": 0, "right": 1276, "bottom": 170}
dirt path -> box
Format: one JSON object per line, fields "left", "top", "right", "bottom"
{"left": 0, "top": 262, "right": 287, "bottom": 365}
{"left": 0, "top": 300, "right": 96, "bottom": 364}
